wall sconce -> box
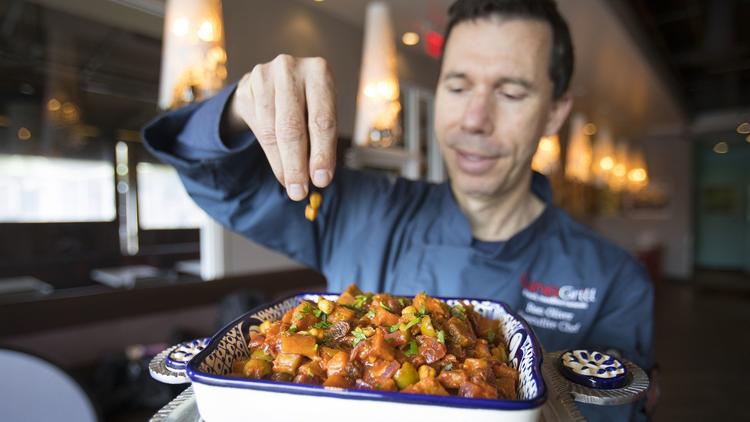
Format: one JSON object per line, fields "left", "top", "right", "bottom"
{"left": 608, "top": 140, "right": 629, "bottom": 192}
{"left": 353, "top": 1, "right": 401, "bottom": 147}
{"left": 591, "top": 126, "right": 615, "bottom": 187}
{"left": 627, "top": 147, "right": 649, "bottom": 192}
{"left": 564, "top": 114, "right": 592, "bottom": 183}
{"left": 159, "top": 0, "right": 227, "bottom": 110}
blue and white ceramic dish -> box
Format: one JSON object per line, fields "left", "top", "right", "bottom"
{"left": 185, "top": 293, "right": 547, "bottom": 422}
{"left": 165, "top": 338, "right": 210, "bottom": 372}
{"left": 558, "top": 349, "right": 628, "bottom": 390}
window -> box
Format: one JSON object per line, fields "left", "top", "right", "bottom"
{"left": 136, "top": 162, "right": 205, "bottom": 229}
{"left": 0, "top": 154, "right": 115, "bottom": 222}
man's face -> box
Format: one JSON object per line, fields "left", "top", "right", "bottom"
{"left": 435, "top": 17, "right": 570, "bottom": 198}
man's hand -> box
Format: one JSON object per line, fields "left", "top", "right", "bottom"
{"left": 225, "top": 54, "right": 337, "bottom": 201}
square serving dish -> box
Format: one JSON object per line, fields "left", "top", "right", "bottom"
{"left": 184, "top": 293, "right": 547, "bottom": 422}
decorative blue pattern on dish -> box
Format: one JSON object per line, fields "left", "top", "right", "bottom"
{"left": 186, "top": 292, "right": 547, "bottom": 411}
{"left": 166, "top": 338, "right": 210, "bottom": 372}
{"left": 559, "top": 349, "right": 628, "bottom": 390}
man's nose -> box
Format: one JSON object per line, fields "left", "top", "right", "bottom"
{"left": 460, "top": 92, "right": 494, "bottom": 135}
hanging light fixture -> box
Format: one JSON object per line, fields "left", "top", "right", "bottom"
{"left": 159, "top": 0, "right": 227, "bottom": 110}
{"left": 564, "top": 114, "right": 593, "bottom": 183}
{"left": 353, "top": 1, "right": 401, "bottom": 147}
{"left": 591, "top": 126, "right": 615, "bottom": 187}
{"left": 531, "top": 134, "right": 560, "bottom": 175}
{"left": 627, "top": 146, "right": 649, "bottom": 192}
{"left": 608, "top": 140, "right": 629, "bottom": 192}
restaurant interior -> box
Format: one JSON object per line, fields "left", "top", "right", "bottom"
{"left": 0, "top": 0, "right": 748, "bottom": 420}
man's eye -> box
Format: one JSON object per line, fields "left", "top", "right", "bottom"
{"left": 499, "top": 91, "right": 526, "bottom": 101}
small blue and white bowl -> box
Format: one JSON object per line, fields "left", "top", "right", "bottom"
{"left": 181, "top": 292, "right": 547, "bottom": 422}
{"left": 558, "top": 349, "right": 628, "bottom": 390}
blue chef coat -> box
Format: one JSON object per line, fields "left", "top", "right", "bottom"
{"left": 143, "top": 85, "right": 653, "bottom": 421}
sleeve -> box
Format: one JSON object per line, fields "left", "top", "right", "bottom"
{"left": 577, "top": 258, "right": 654, "bottom": 422}
{"left": 141, "top": 84, "right": 400, "bottom": 274}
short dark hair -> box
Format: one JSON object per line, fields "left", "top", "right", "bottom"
{"left": 444, "top": 0, "right": 574, "bottom": 99}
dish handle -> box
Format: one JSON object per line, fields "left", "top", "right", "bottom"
{"left": 149, "top": 338, "right": 210, "bottom": 385}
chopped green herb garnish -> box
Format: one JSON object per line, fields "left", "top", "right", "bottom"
{"left": 388, "top": 324, "right": 400, "bottom": 333}
{"left": 294, "top": 313, "right": 304, "bottom": 321}
{"left": 302, "top": 303, "right": 311, "bottom": 314}
{"left": 487, "top": 330, "right": 496, "bottom": 344}
{"left": 379, "top": 301, "right": 393, "bottom": 312}
{"left": 451, "top": 303, "right": 466, "bottom": 320}
{"left": 444, "top": 363, "right": 453, "bottom": 371}
{"left": 352, "top": 327, "right": 368, "bottom": 346}
{"left": 404, "top": 340, "right": 418, "bottom": 357}
{"left": 312, "top": 308, "right": 323, "bottom": 318}
{"left": 313, "top": 320, "right": 332, "bottom": 329}
{"left": 418, "top": 305, "right": 427, "bottom": 316}
{"left": 288, "top": 324, "right": 298, "bottom": 333}
{"left": 366, "top": 310, "right": 376, "bottom": 319}
{"left": 353, "top": 295, "right": 368, "bottom": 309}
{"left": 398, "top": 298, "right": 406, "bottom": 307}
{"left": 437, "top": 329, "right": 445, "bottom": 344}
{"left": 404, "top": 316, "right": 421, "bottom": 330}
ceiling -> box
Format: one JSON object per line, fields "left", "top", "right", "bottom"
{"left": 626, "top": 0, "right": 750, "bottom": 116}
{"left": 5, "top": 0, "right": 744, "bottom": 138}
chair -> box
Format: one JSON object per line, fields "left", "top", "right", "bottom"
{"left": 0, "top": 348, "right": 97, "bottom": 421}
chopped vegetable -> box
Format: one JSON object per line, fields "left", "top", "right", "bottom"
{"left": 404, "top": 340, "right": 418, "bottom": 357}
{"left": 394, "top": 362, "right": 419, "bottom": 390}
{"left": 317, "top": 298, "right": 334, "bottom": 315}
{"left": 418, "top": 365, "right": 436, "bottom": 380}
{"left": 420, "top": 315, "right": 437, "bottom": 337}
{"left": 239, "top": 283, "right": 518, "bottom": 401}
{"left": 351, "top": 327, "right": 368, "bottom": 346}
{"left": 379, "top": 301, "right": 393, "bottom": 312}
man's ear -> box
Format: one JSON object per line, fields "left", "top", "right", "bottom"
{"left": 543, "top": 92, "right": 573, "bottom": 136}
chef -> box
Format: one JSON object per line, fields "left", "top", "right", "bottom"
{"left": 143, "top": 0, "right": 653, "bottom": 419}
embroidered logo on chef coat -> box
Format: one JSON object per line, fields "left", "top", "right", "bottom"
{"left": 518, "top": 273, "right": 597, "bottom": 334}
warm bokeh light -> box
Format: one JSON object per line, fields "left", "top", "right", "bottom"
{"left": 627, "top": 168, "right": 647, "bottom": 183}
{"left": 713, "top": 141, "right": 729, "bottom": 154}
{"left": 531, "top": 134, "right": 560, "bottom": 175}
{"left": 599, "top": 156, "right": 614, "bottom": 170}
{"left": 172, "top": 17, "right": 189, "bottom": 37}
{"left": 737, "top": 122, "right": 750, "bottom": 134}
{"left": 613, "top": 163, "right": 627, "bottom": 177}
{"left": 402, "top": 32, "right": 420, "bottom": 46}
{"left": 47, "top": 98, "right": 61, "bottom": 112}
{"left": 160, "top": 0, "right": 226, "bottom": 110}
{"left": 591, "top": 127, "right": 614, "bottom": 186}
{"left": 626, "top": 147, "right": 649, "bottom": 191}
{"left": 746, "top": 134, "right": 750, "bottom": 143}
{"left": 197, "top": 20, "right": 216, "bottom": 41}
{"left": 564, "top": 114, "right": 593, "bottom": 183}
{"left": 583, "top": 123, "right": 597, "bottom": 136}
{"left": 17, "top": 127, "right": 31, "bottom": 141}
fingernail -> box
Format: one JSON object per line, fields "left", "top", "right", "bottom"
{"left": 287, "top": 183, "right": 306, "bottom": 200}
{"left": 313, "top": 169, "right": 331, "bottom": 187}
